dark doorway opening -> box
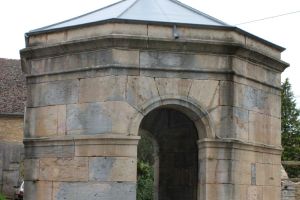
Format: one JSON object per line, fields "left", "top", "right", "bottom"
{"left": 138, "top": 108, "right": 198, "bottom": 200}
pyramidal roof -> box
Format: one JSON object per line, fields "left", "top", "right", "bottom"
{"left": 30, "top": 0, "right": 229, "bottom": 34}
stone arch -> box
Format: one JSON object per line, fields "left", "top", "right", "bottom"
{"left": 129, "top": 95, "right": 215, "bottom": 140}
{"left": 138, "top": 104, "right": 200, "bottom": 200}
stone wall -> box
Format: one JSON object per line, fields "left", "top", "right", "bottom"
{"left": 0, "top": 116, "right": 23, "bottom": 143}
{"left": 21, "top": 22, "right": 288, "bottom": 200}
{"left": 0, "top": 115, "right": 24, "bottom": 198}
{"left": 0, "top": 142, "right": 24, "bottom": 198}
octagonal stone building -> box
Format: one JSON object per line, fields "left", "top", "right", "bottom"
{"left": 20, "top": 0, "right": 289, "bottom": 199}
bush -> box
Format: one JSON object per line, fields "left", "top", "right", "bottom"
{"left": 0, "top": 193, "right": 6, "bottom": 200}
{"left": 137, "top": 161, "right": 154, "bottom": 200}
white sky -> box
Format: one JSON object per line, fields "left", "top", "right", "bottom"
{"left": 1, "top": 0, "right": 300, "bottom": 107}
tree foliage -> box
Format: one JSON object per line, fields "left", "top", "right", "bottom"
{"left": 281, "top": 78, "right": 300, "bottom": 178}
{"left": 0, "top": 193, "right": 6, "bottom": 200}
{"left": 137, "top": 133, "right": 154, "bottom": 200}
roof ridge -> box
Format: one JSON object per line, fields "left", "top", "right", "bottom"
{"left": 117, "top": 0, "right": 139, "bottom": 18}
{"left": 169, "top": 0, "right": 229, "bottom": 26}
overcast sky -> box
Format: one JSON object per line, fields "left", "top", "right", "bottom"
{"left": 1, "top": 0, "right": 299, "bottom": 107}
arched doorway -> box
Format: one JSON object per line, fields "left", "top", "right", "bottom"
{"left": 138, "top": 108, "right": 199, "bottom": 200}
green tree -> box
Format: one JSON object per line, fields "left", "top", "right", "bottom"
{"left": 137, "top": 134, "right": 154, "bottom": 200}
{"left": 281, "top": 78, "right": 300, "bottom": 178}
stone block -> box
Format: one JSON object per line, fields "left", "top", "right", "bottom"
{"left": 256, "top": 163, "right": 281, "bottom": 187}
{"left": 24, "top": 181, "right": 52, "bottom": 200}
{"left": 112, "top": 49, "right": 139, "bottom": 66}
{"left": 25, "top": 105, "right": 66, "bottom": 137}
{"left": 67, "top": 23, "right": 148, "bottom": 42}
{"left": 189, "top": 80, "right": 219, "bottom": 109}
{"left": 39, "top": 157, "right": 88, "bottom": 182}
{"left": 67, "top": 102, "right": 135, "bottom": 135}
{"left": 154, "top": 77, "right": 192, "bottom": 97}
{"left": 219, "top": 81, "right": 234, "bottom": 106}
{"left": 79, "top": 76, "right": 127, "bottom": 103}
{"left": 46, "top": 32, "right": 66, "bottom": 44}
{"left": 204, "top": 183, "right": 233, "bottom": 200}
{"left": 140, "top": 51, "right": 229, "bottom": 71}
{"left": 30, "top": 49, "right": 112, "bottom": 74}
{"left": 178, "top": 27, "right": 244, "bottom": 44}
{"left": 2, "top": 170, "right": 20, "bottom": 197}
{"left": 233, "top": 83, "right": 281, "bottom": 118}
{"left": 148, "top": 25, "right": 173, "bottom": 38}
{"left": 27, "top": 80, "right": 79, "bottom": 107}
{"left": 232, "top": 57, "right": 281, "bottom": 87}
{"left": 89, "top": 157, "right": 136, "bottom": 182}
{"left": 25, "top": 144, "right": 74, "bottom": 158}
{"left": 0, "top": 117, "right": 23, "bottom": 143}
{"left": 24, "top": 159, "right": 39, "bottom": 181}
{"left": 126, "top": 76, "right": 159, "bottom": 108}
{"left": 53, "top": 182, "right": 136, "bottom": 200}
{"left": 75, "top": 144, "right": 137, "bottom": 157}
{"left": 249, "top": 111, "right": 281, "bottom": 146}
{"left": 263, "top": 186, "right": 281, "bottom": 200}
{"left": 209, "top": 106, "right": 249, "bottom": 140}
{"left": 245, "top": 36, "right": 281, "bottom": 59}
{"left": 231, "top": 161, "right": 252, "bottom": 185}
{"left": 247, "top": 186, "right": 263, "bottom": 200}
{"left": 28, "top": 34, "right": 47, "bottom": 46}
{"left": 202, "top": 159, "right": 232, "bottom": 184}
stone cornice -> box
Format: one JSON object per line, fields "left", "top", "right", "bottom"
{"left": 20, "top": 35, "right": 289, "bottom": 74}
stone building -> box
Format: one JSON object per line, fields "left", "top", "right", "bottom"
{"left": 0, "top": 58, "right": 26, "bottom": 198}
{"left": 20, "top": 0, "right": 289, "bottom": 199}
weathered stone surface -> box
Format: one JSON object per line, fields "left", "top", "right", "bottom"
{"left": 140, "top": 51, "right": 229, "bottom": 70}
{"left": 232, "top": 57, "right": 281, "bottom": 87}
{"left": 27, "top": 80, "right": 79, "bottom": 107}
{"left": 155, "top": 77, "right": 192, "bottom": 97}
{"left": 24, "top": 159, "right": 39, "bottom": 181}
{"left": 263, "top": 186, "right": 281, "bottom": 200}
{"left": 219, "top": 81, "right": 234, "bottom": 106}
{"left": 89, "top": 157, "right": 136, "bottom": 181}
{"left": 67, "top": 101, "right": 135, "bottom": 134}
{"left": 126, "top": 76, "right": 159, "bottom": 108}
{"left": 30, "top": 48, "right": 139, "bottom": 75}
{"left": 53, "top": 182, "right": 136, "bottom": 200}
{"left": 25, "top": 105, "right": 66, "bottom": 137}
{"left": 22, "top": 15, "right": 288, "bottom": 200}
{"left": 2, "top": 170, "right": 20, "bottom": 197}
{"left": 234, "top": 83, "right": 281, "bottom": 118}
{"left": 25, "top": 144, "right": 74, "bottom": 158}
{"left": 0, "top": 117, "right": 23, "bottom": 143}
{"left": 247, "top": 186, "right": 263, "bottom": 200}
{"left": 112, "top": 49, "right": 139, "bottom": 66}
{"left": 75, "top": 143, "right": 137, "bottom": 157}
{"left": 79, "top": 76, "right": 127, "bottom": 103}
{"left": 256, "top": 163, "right": 281, "bottom": 186}
{"left": 189, "top": 80, "right": 219, "bottom": 109}
{"left": 24, "top": 181, "right": 53, "bottom": 200}
{"left": 249, "top": 111, "right": 281, "bottom": 146}
{"left": 203, "top": 183, "right": 233, "bottom": 200}
{"left": 30, "top": 50, "right": 112, "bottom": 74}
{"left": 39, "top": 157, "right": 88, "bottom": 181}
{"left": 65, "top": 23, "right": 147, "bottom": 43}
{"left": 209, "top": 106, "right": 249, "bottom": 140}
